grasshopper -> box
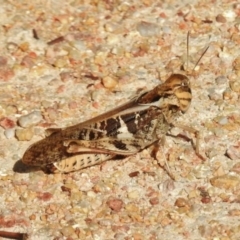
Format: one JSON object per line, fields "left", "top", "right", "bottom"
{"left": 22, "top": 74, "right": 192, "bottom": 173}
{"left": 22, "top": 33, "right": 207, "bottom": 174}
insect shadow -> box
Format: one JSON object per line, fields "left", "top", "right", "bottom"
{"left": 13, "top": 159, "right": 41, "bottom": 173}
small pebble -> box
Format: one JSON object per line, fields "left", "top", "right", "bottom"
{"left": 233, "top": 57, "right": 240, "bottom": 70}
{"left": 217, "top": 116, "right": 228, "bottom": 125}
{"left": 222, "top": 9, "right": 236, "bottom": 22}
{"left": 128, "top": 190, "right": 140, "bottom": 199}
{"left": 216, "top": 14, "right": 226, "bottom": 23}
{"left": 21, "top": 55, "right": 35, "bottom": 68}
{"left": 136, "top": 21, "right": 160, "bottom": 37}
{"left": 208, "top": 88, "right": 222, "bottom": 101}
{"left": 0, "top": 117, "right": 15, "bottom": 129}
{"left": 149, "top": 197, "right": 159, "bottom": 205}
{"left": 102, "top": 76, "right": 118, "bottom": 89}
{"left": 45, "top": 107, "right": 58, "bottom": 121}
{"left": 18, "top": 111, "right": 43, "bottom": 128}
{"left": 106, "top": 34, "right": 120, "bottom": 45}
{"left": 229, "top": 80, "right": 240, "bottom": 93}
{"left": 91, "top": 89, "right": 105, "bottom": 102}
{"left": 174, "top": 197, "right": 190, "bottom": 208}
{"left": 60, "top": 71, "right": 73, "bottom": 82}
{"left": 129, "top": 171, "right": 140, "bottom": 178}
{"left": 15, "top": 128, "right": 34, "bottom": 141}
{"left": 68, "top": 101, "right": 78, "bottom": 110}
{"left": 54, "top": 57, "right": 69, "bottom": 68}
{"left": 107, "top": 198, "right": 123, "bottom": 212}
{"left": 60, "top": 226, "right": 77, "bottom": 238}
{"left": 87, "top": 191, "right": 96, "bottom": 198}
{"left": 226, "top": 144, "right": 240, "bottom": 160}
{"left": 104, "top": 23, "right": 118, "bottom": 32}
{"left": 228, "top": 209, "right": 240, "bottom": 217}
{"left": 215, "top": 75, "right": 228, "bottom": 85}
{"left": 37, "top": 192, "right": 53, "bottom": 201}
{"left": 230, "top": 163, "right": 240, "bottom": 174}
{"left": 0, "top": 56, "right": 7, "bottom": 66}
{"left": 45, "top": 204, "right": 57, "bottom": 215}
{"left": 4, "top": 128, "right": 15, "bottom": 139}
{"left": 71, "top": 40, "right": 86, "bottom": 51}
{"left": 99, "top": 219, "right": 112, "bottom": 226}
{"left": 5, "top": 105, "right": 18, "bottom": 115}
{"left": 210, "top": 175, "right": 240, "bottom": 190}
{"left": 6, "top": 42, "right": 18, "bottom": 53}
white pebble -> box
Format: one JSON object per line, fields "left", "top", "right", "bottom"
{"left": 87, "top": 191, "right": 96, "bottom": 198}
{"left": 71, "top": 40, "right": 86, "bottom": 51}
{"left": 106, "top": 34, "right": 120, "bottom": 45}
{"left": 218, "top": 117, "right": 228, "bottom": 125}
{"left": 18, "top": 111, "right": 43, "bottom": 128}
{"left": 104, "top": 23, "right": 118, "bottom": 32}
{"left": 136, "top": 21, "right": 159, "bottom": 37}
{"left": 223, "top": 9, "right": 236, "bottom": 22}
{"left": 4, "top": 128, "right": 15, "bottom": 139}
{"left": 127, "top": 190, "right": 140, "bottom": 199}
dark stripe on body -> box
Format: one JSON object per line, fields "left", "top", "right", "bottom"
{"left": 111, "top": 140, "right": 128, "bottom": 150}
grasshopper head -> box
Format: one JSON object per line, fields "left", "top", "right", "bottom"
{"left": 163, "top": 74, "right": 192, "bottom": 113}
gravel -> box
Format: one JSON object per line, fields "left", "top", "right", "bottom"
{"left": 0, "top": 0, "right": 240, "bottom": 239}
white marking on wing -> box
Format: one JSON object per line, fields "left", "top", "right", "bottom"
{"left": 117, "top": 117, "right": 133, "bottom": 139}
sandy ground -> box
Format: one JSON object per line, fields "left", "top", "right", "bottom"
{"left": 0, "top": 0, "right": 240, "bottom": 239}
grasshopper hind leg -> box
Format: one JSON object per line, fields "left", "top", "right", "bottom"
{"left": 43, "top": 153, "right": 115, "bottom": 173}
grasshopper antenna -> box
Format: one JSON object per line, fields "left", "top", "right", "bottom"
{"left": 193, "top": 45, "right": 209, "bottom": 71}
{"left": 187, "top": 31, "right": 190, "bottom": 73}
{"left": 187, "top": 32, "right": 209, "bottom": 72}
